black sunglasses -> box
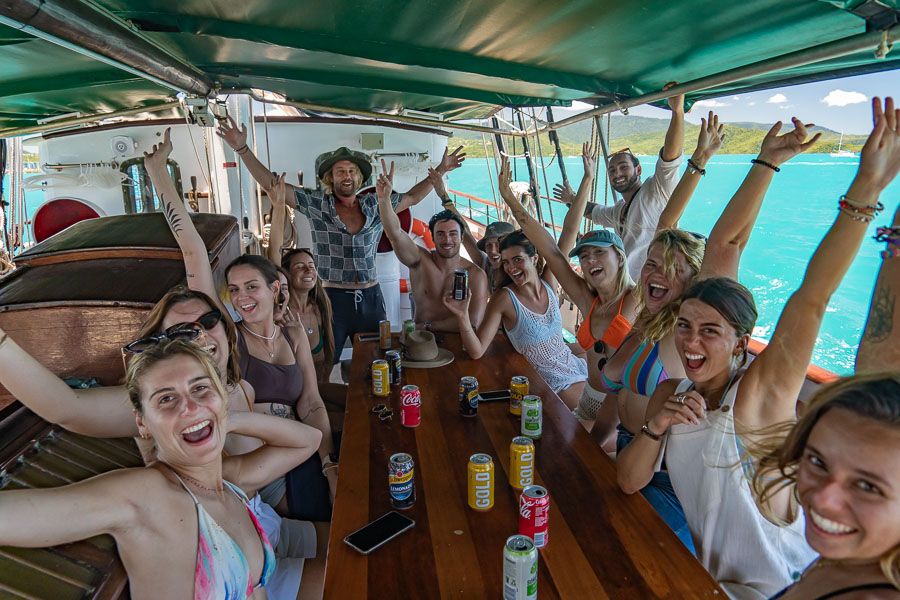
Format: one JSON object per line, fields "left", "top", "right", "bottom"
{"left": 122, "top": 309, "right": 223, "bottom": 354}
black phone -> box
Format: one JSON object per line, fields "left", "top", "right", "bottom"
{"left": 479, "top": 389, "right": 511, "bottom": 403}
{"left": 343, "top": 511, "right": 415, "bottom": 555}
{"left": 357, "top": 332, "right": 380, "bottom": 342}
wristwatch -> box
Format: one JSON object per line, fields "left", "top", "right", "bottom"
{"left": 640, "top": 420, "right": 662, "bottom": 442}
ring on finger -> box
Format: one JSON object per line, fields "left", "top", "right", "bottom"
{"left": 675, "top": 394, "right": 687, "bottom": 405}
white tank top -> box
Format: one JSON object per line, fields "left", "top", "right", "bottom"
{"left": 662, "top": 377, "right": 817, "bottom": 599}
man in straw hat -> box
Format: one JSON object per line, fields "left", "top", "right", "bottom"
{"left": 217, "top": 116, "right": 465, "bottom": 360}
{"left": 377, "top": 162, "right": 488, "bottom": 333}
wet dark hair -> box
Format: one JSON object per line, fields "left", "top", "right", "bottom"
{"left": 498, "top": 230, "right": 536, "bottom": 256}
{"left": 225, "top": 254, "right": 280, "bottom": 286}
{"left": 681, "top": 277, "right": 757, "bottom": 337}
{"left": 427, "top": 209, "right": 466, "bottom": 236}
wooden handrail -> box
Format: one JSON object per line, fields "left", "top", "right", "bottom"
{"left": 448, "top": 188, "right": 563, "bottom": 232}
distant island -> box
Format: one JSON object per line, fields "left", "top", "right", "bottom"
{"left": 449, "top": 114, "right": 865, "bottom": 158}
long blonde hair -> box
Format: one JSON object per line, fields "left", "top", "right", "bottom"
{"left": 634, "top": 229, "right": 705, "bottom": 342}
{"left": 751, "top": 373, "right": 900, "bottom": 588}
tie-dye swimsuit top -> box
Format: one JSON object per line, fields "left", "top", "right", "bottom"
{"left": 172, "top": 473, "right": 277, "bottom": 599}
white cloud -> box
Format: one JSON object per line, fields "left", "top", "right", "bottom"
{"left": 748, "top": 101, "right": 757, "bottom": 106}
{"left": 821, "top": 89, "right": 867, "bottom": 107}
{"left": 767, "top": 93, "right": 788, "bottom": 104}
{"left": 694, "top": 99, "right": 730, "bottom": 107}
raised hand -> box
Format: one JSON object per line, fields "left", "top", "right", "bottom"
{"left": 552, "top": 182, "right": 575, "bottom": 207}
{"left": 215, "top": 115, "right": 248, "bottom": 151}
{"left": 581, "top": 141, "right": 596, "bottom": 175}
{"left": 695, "top": 111, "right": 726, "bottom": 161}
{"left": 438, "top": 146, "right": 467, "bottom": 173}
{"left": 855, "top": 96, "right": 900, "bottom": 192}
{"left": 377, "top": 159, "right": 395, "bottom": 202}
{"left": 663, "top": 81, "right": 685, "bottom": 115}
{"left": 498, "top": 155, "right": 517, "bottom": 204}
{"left": 143, "top": 127, "right": 173, "bottom": 173}
{"left": 757, "top": 116, "right": 822, "bottom": 167}
{"left": 426, "top": 167, "right": 448, "bottom": 198}
{"left": 267, "top": 172, "right": 289, "bottom": 207}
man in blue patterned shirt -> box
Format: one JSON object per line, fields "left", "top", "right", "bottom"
{"left": 218, "top": 116, "right": 465, "bottom": 360}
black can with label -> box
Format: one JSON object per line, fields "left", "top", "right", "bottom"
{"left": 452, "top": 269, "right": 469, "bottom": 301}
{"left": 459, "top": 376, "right": 479, "bottom": 417}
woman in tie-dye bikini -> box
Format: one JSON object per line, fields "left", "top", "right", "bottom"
{"left": 0, "top": 339, "right": 321, "bottom": 599}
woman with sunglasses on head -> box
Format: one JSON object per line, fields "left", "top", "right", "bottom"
{"left": 0, "top": 286, "right": 329, "bottom": 600}
{"left": 605, "top": 113, "right": 821, "bottom": 553}
{"left": 144, "top": 130, "right": 337, "bottom": 522}
{"left": 0, "top": 339, "right": 321, "bottom": 599}
{"left": 617, "top": 97, "right": 899, "bottom": 598}
{"left": 753, "top": 375, "right": 900, "bottom": 600}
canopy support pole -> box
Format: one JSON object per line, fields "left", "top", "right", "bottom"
{"left": 593, "top": 115, "right": 618, "bottom": 205}
{"left": 546, "top": 107, "right": 569, "bottom": 189}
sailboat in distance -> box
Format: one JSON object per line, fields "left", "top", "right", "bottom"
{"left": 830, "top": 132, "right": 857, "bottom": 157}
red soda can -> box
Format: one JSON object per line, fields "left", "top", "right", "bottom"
{"left": 518, "top": 485, "right": 550, "bottom": 548}
{"left": 400, "top": 385, "right": 421, "bottom": 427}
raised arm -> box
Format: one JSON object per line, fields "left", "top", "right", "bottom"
{"left": 266, "top": 174, "right": 290, "bottom": 264}
{"left": 397, "top": 146, "right": 466, "bottom": 212}
{"left": 856, "top": 203, "right": 900, "bottom": 373}
{"left": 655, "top": 111, "right": 725, "bottom": 233}
{"left": 0, "top": 329, "right": 136, "bottom": 438}
{"left": 377, "top": 160, "right": 423, "bottom": 268}
{"left": 700, "top": 117, "right": 821, "bottom": 280}
{"left": 144, "top": 129, "right": 220, "bottom": 307}
{"left": 217, "top": 116, "right": 279, "bottom": 192}
{"left": 661, "top": 85, "right": 685, "bottom": 162}
{"left": 742, "top": 97, "right": 900, "bottom": 427}
{"left": 557, "top": 143, "right": 596, "bottom": 256}
{"left": 443, "top": 288, "right": 509, "bottom": 359}
{"left": 223, "top": 410, "right": 322, "bottom": 496}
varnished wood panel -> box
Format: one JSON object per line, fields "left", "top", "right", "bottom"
{"left": 325, "top": 334, "right": 722, "bottom": 599}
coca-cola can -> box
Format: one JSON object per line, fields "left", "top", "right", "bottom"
{"left": 400, "top": 385, "right": 421, "bottom": 427}
{"left": 518, "top": 485, "right": 550, "bottom": 548}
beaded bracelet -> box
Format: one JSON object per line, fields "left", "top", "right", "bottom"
{"left": 839, "top": 207, "right": 874, "bottom": 223}
{"left": 874, "top": 226, "right": 900, "bottom": 243}
{"left": 882, "top": 246, "right": 900, "bottom": 259}
{"left": 751, "top": 158, "right": 780, "bottom": 172}
{"left": 235, "top": 144, "right": 249, "bottom": 154}
{"left": 686, "top": 158, "right": 706, "bottom": 176}
{"left": 840, "top": 194, "right": 884, "bottom": 213}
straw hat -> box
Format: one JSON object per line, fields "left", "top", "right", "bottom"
{"left": 402, "top": 331, "right": 454, "bottom": 368}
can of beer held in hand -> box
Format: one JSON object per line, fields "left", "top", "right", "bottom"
{"left": 510, "top": 375, "right": 529, "bottom": 416}
{"left": 519, "top": 485, "right": 550, "bottom": 548}
{"left": 400, "top": 385, "right": 421, "bottom": 427}
{"left": 509, "top": 436, "right": 535, "bottom": 490}
{"left": 388, "top": 453, "right": 416, "bottom": 509}
{"left": 521, "top": 395, "right": 542, "bottom": 439}
{"left": 503, "top": 534, "right": 538, "bottom": 600}
{"left": 371, "top": 360, "right": 390, "bottom": 397}
{"left": 385, "top": 349, "right": 402, "bottom": 386}
{"left": 379, "top": 319, "right": 392, "bottom": 350}
{"left": 452, "top": 269, "right": 469, "bottom": 301}
{"left": 458, "top": 376, "right": 479, "bottom": 417}
{"left": 467, "top": 453, "right": 494, "bottom": 511}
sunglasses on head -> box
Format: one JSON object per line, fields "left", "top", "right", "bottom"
{"left": 610, "top": 147, "right": 634, "bottom": 157}
{"left": 123, "top": 309, "right": 223, "bottom": 354}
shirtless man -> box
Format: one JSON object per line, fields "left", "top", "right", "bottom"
{"left": 377, "top": 161, "right": 488, "bottom": 333}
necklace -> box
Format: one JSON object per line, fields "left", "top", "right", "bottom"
{"left": 242, "top": 322, "right": 279, "bottom": 359}
{"left": 180, "top": 472, "right": 225, "bottom": 494}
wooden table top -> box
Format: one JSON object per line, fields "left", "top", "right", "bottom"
{"left": 324, "top": 334, "right": 723, "bottom": 599}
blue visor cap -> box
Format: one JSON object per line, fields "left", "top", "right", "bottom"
{"left": 568, "top": 229, "right": 625, "bottom": 258}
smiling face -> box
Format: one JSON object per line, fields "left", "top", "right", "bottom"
{"left": 484, "top": 238, "right": 501, "bottom": 268}
{"left": 579, "top": 246, "right": 621, "bottom": 291}
{"left": 433, "top": 219, "right": 462, "bottom": 259}
{"left": 160, "top": 298, "right": 229, "bottom": 382}
{"left": 675, "top": 298, "right": 746, "bottom": 383}
{"left": 640, "top": 242, "right": 694, "bottom": 314}
{"left": 288, "top": 251, "right": 318, "bottom": 292}
{"left": 797, "top": 408, "right": 900, "bottom": 562}
{"left": 607, "top": 154, "right": 641, "bottom": 193}
{"left": 331, "top": 160, "right": 363, "bottom": 199}
{"left": 134, "top": 354, "right": 227, "bottom": 468}
{"left": 500, "top": 246, "right": 538, "bottom": 287}
{"left": 227, "top": 264, "right": 279, "bottom": 325}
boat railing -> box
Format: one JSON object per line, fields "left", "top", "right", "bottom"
{"left": 447, "top": 188, "right": 564, "bottom": 234}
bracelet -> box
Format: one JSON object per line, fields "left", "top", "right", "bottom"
{"left": 840, "top": 195, "right": 883, "bottom": 213}
{"left": 686, "top": 158, "right": 706, "bottom": 176}
{"left": 875, "top": 226, "right": 900, "bottom": 243}
{"left": 751, "top": 158, "right": 780, "bottom": 172}
{"left": 640, "top": 420, "right": 662, "bottom": 442}
{"left": 321, "top": 462, "right": 338, "bottom": 475}
{"left": 235, "top": 144, "right": 249, "bottom": 154}
{"left": 882, "top": 247, "right": 900, "bottom": 259}
{"left": 839, "top": 206, "right": 875, "bottom": 223}
{"left": 441, "top": 197, "right": 453, "bottom": 206}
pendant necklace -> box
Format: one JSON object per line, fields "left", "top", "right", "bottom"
{"left": 242, "top": 322, "right": 279, "bottom": 359}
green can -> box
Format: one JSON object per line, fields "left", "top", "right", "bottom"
{"left": 503, "top": 534, "right": 538, "bottom": 600}
{"left": 401, "top": 319, "right": 416, "bottom": 344}
{"left": 521, "top": 395, "right": 542, "bottom": 439}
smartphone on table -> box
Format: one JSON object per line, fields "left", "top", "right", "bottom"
{"left": 343, "top": 511, "right": 415, "bottom": 555}
{"left": 478, "top": 389, "right": 511, "bottom": 403}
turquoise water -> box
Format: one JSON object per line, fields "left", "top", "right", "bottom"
{"left": 447, "top": 154, "right": 898, "bottom": 375}
{"left": 5, "top": 154, "right": 894, "bottom": 374}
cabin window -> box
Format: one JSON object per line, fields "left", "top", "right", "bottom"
{"left": 120, "top": 158, "right": 183, "bottom": 214}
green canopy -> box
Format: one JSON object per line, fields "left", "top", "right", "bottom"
{"left": 0, "top": 0, "right": 898, "bottom": 132}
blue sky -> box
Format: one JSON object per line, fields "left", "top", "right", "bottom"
{"left": 561, "top": 70, "right": 899, "bottom": 135}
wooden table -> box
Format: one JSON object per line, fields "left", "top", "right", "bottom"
{"left": 324, "top": 334, "right": 723, "bottom": 599}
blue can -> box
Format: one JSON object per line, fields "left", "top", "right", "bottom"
{"left": 388, "top": 452, "right": 415, "bottom": 509}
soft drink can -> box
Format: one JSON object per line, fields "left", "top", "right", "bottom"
{"left": 503, "top": 534, "right": 538, "bottom": 600}
{"left": 509, "top": 436, "right": 535, "bottom": 490}
{"left": 385, "top": 349, "right": 402, "bottom": 385}
{"left": 400, "top": 385, "right": 421, "bottom": 427}
{"left": 467, "top": 453, "right": 494, "bottom": 511}
{"left": 379, "top": 320, "right": 392, "bottom": 350}
{"left": 458, "top": 376, "right": 479, "bottom": 417}
{"left": 518, "top": 485, "right": 550, "bottom": 548}
{"left": 371, "top": 360, "right": 390, "bottom": 397}
{"left": 452, "top": 269, "right": 469, "bottom": 301}
{"left": 388, "top": 453, "right": 415, "bottom": 509}
{"left": 521, "top": 395, "right": 542, "bottom": 439}
{"left": 510, "top": 375, "right": 529, "bottom": 416}
{"left": 401, "top": 319, "right": 416, "bottom": 344}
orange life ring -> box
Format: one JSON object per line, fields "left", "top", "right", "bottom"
{"left": 411, "top": 217, "right": 435, "bottom": 249}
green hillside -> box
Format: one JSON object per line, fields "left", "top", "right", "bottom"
{"left": 450, "top": 115, "right": 865, "bottom": 158}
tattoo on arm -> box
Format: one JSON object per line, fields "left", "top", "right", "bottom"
{"left": 862, "top": 284, "right": 895, "bottom": 344}
{"left": 268, "top": 404, "right": 293, "bottom": 420}
{"left": 162, "top": 194, "right": 183, "bottom": 236}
